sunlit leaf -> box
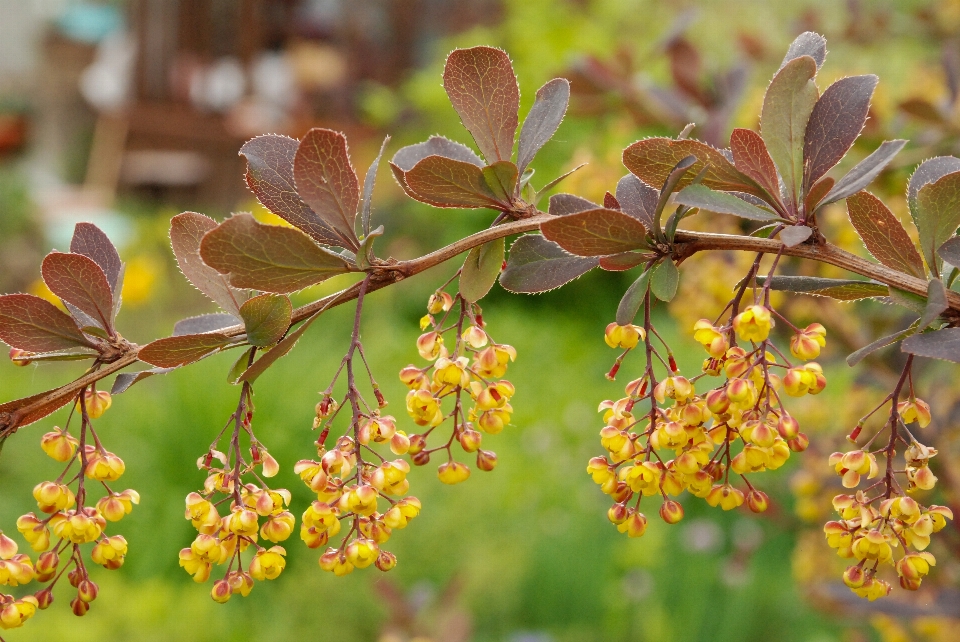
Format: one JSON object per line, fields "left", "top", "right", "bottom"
{"left": 907, "top": 156, "right": 960, "bottom": 228}
{"left": 443, "top": 46, "right": 520, "bottom": 162}
{"left": 482, "top": 161, "right": 519, "bottom": 204}
{"left": 674, "top": 185, "right": 782, "bottom": 222}
{"left": 541, "top": 208, "right": 648, "bottom": 256}
{"left": 780, "top": 225, "right": 813, "bottom": 247}
{"left": 112, "top": 367, "right": 173, "bottom": 395}
{"left": 901, "top": 327, "right": 960, "bottom": 363}
{"left": 623, "top": 137, "right": 762, "bottom": 197}
{"left": 0, "top": 294, "right": 94, "bottom": 352}
{"left": 756, "top": 275, "right": 887, "bottom": 301}
{"left": 240, "top": 309, "right": 327, "bottom": 384}
{"left": 500, "top": 235, "right": 599, "bottom": 294}
{"left": 239, "top": 293, "right": 293, "bottom": 347}
{"left": 846, "top": 191, "right": 925, "bottom": 279}
{"left": 780, "top": 31, "right": 826, "bottom": 69}
{"left": 615, "top": 174, "right": 658, "bottom": 228}
{"left": 650, "top": 260, "right": 679, "bottom": 302}
{"left": 361, "top": 136, "right": 390, "bottom": 236}
{"left": 41, "top": 252, "right": 114, "bottom": 333}
{"left": 616, "top": 270, "right": 651, "bottom": 325}
{"left": 199, "top": 213, "right": 352, "bottom": 293}
{"left": 460, "top": 238, "right": 505, "bottom": 303}
{"left": 916, "top": 170, "right": 960, "bottom": 273}
{"left": 599, "top": 252, "right": 651, "bottom": 272}
{"left": 170, "top": 212, "right": 247, "bottom": 317}
{"left": 293, "top": 128, "right": 361, "bottom": 249}
{"left": 0, "top": 387, "right": 74, "bottom": 431}
{"left": 729, "top": 128, "right": 781, "bottom": 203}
{"left": 173, "top": 313, "right": 239, "bottom": 337}
{"left": 548, "top": 194, "right": 599, "bottom": 216}
{"left": 403, "top": 155, "right": 506, "bottom": 209}
{"left": 138, "top": 333, "right": 236, "bottom": 368}
{"left": 803, "top": 75, "right": 878, "bottom": 186}
{"left": 70, "top": 223, "right": 123, "bottom": 295}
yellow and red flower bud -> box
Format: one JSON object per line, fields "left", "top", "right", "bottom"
{"left": 77, "top": 389, "right": 112, "bottom": 419}
{"left": 777, "top": 415, "right": 800, "bottom": 440}
{"left": 746, "top": 490, "right": 769, "bottom": 513}
{"left": 783, "top": 363, "right": 826, "bottom": 397}
{"left": 790, "top": 323, "right": 826, "bottom": 360}
{"left": 705, "top": 484, "right": 745, "bottom": 510}
{"left": 437, "top": 461, "right": 471, "bottom": 484}
{"left": 898, "top": 398, "right": 931, "bottom": 428}
{"left": 616, "top": 510, "right": 648, "bottom": 538}
{"left": 733, "top": 305, "right": 772, "bottom": 343}
{"left": 693, "top": 320, "right": 729, "bottom": 358}
{"left": 472, "top": 344, "right": 516, "bottom": 378}
{"left": 33, "top": 481, "right": 75, "bottom": 514}
{"left": 15, "top": 514, "right": 50, "bottom": 553}
{"left": 725, "top": 378, "right": 757, "bottom": 410}
{"left": 249, "top": 546, "right": 286, "bottom": 581}
{"left": 405, "top": 390, "right": 444, "bottom": 427}
{"left": 226, "top": 508, "right": 259, "bottom": 537}
{"left": 40, "top": 428, "right": 79, "bottom": 463}
{"left": 77, "top": 579, "right": 99, "bottom": 603}
{"left": 35, "top": 589, "right": 54, "bottom": 610}
{"left": 35, "top": 551, "right": 59, "bottom": 581}
{"left": 605, "top": 322, "right": 646, "bottom": 350}
{"left": 660, "top": 500, "right": 685, "bottom": 524}
{"left": 91, "top": 535, "right": 128, "bottom": 570}
{"left": 383, "top": 497, "right": 421, "bottom": 530}
{"left": 427, "top": 291, "right": 454, "bottom": 314}
{"left": 416, "top": 332, "right": 444, "bottom": 360}
{"left": 96, "top": 489, "right": 140, "bottom": 522}
{"left": 390, "top": 431, "right": 411, "bottom": 455}
{"left": 0, "top": 595, "right": 38, "bottom": 628}
{"left": 84, "top": 450, "right": 125, "bottom": 482}
{"left": 462, "top": 325, "right": 488, "bottom": 348}
{"left": 9, "top": 347, "right": 33, "bottom": 366}
{"left": 260, "top": 511, "right": 295, "bottom": 543}
{"left": 459, "top": 429, "right": 482, "bottom": 452}
{"left": 376, "top": 550, "right": 398, "bottom": 572}
{"left": 788, "top": 432, "right": 809, "bottom": 452}
{"left": 211, "top": 579, "right": 232, "bottom": 603}
{"left": 477, "top": 449, "right": 498, "bottom": 471}
{"left": 399, "top": 365, "right": 429, "bottom": 390}
{"left": 908, "top": 465, "right": 937, "bottom": 491}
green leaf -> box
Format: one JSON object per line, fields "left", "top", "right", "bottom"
{"left": 846, "top": 191, "right": 925, "bottom": 279}
{"left": 443, "top": 46, "right": 519, "bottom": 163}
{"left": 240, "top": 134, "right": 344, "bottom": 246}
{"left": 907, "top": 157, "right": 960, "bottom": 228}
{"left": 674, "top": 185, "right": 782, "bottom": 222}
{"left": 500, "top": 235, "right": 598, "bottom": 294}
{"left": 919, "top": 279, "right": 948, "bottom": 330}
{"left": 356, "top": 225, "right": 384, "bottom": 271}
{"left": 227, "top": 347, "right": 256, "bottom": 384}
{"left": 756, "top": 275, "right": 887, "bottom": 301}
{"left": 240, "top": 310, "right": 325, "bottom": 384}
{"left": 901, "top": 327, "right": 960, "bottom": 363}
{"left": 403, "top": 155, "right": 506, "bottom": 209}
{"left": 460, "top": 238, "right": 505, "bottom": 303}
{"left": 650, "top": 260, "right": 679, "bottom": 302}
{"left": 622, "top": 137, "right": 762, "bottom": 198}
{"left": 822, "top": 140, "right": 906, "bottom": 205}
{"left": 361, "top": 136, "right": 390, "bottom": 236}
{"left": 482, "top": 161, "right": 519, "bottom": 204}
{"left": 803, "top": 75, "right": 878, "bottom": 187}
{"left": 41, "top": 251, "right": 115, "bottom": 332}
{"left": 240, "top": 293, "right": 293, "bottom": 347}
{"left": 761, "top": 55, "right": 818, "bottom": 207}
{"left": 199, "top": 213, "right": 352, "bottom": 293}
{"left": 11, "top": 349, "right": 97, "bottom": 363}
{"left": 170, "top": 212, "right": 247, "bottom": 316}
{"left": 293, "top": 128, "right": 361, "bottom": 249}
{"left": 540, "top": 208, "right": 648, "bottom": 257}
{"left": 916, "top": 170, "right": 960, "bottom": 274}
{"left": 138, "top": 333, "right": 236, "bottom": 368}
{"left": 887, "top": 287, "right": 926, "bottom": 315}
{"left": 616, "top": 270, "right": 651, "bottom": 325}
{"left": 517, "top": 78, "right": 570, "bottom": 174}
{"left": 847, "top": 323, "right": 919, "bottom": 367}
{"left": 0, "top": 294, "right": 94, "bottom": 352}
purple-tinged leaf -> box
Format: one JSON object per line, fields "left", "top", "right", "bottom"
{"left": 780, "top": 225, "right": 813, "bottom": 247}
{"left": 0, "top": 387, "right": 74, "bottom": 430}
{"left": 170, "top": 212, "right": 247, "bottom": 317}
{"left": 293, "top": 128, "right": 361, "bottom": 249}
{"left": 616, "top": 270, "right": 651, "bottom": 325}
{"left": 403, "top": 155, "right": 505, "bottom": 209}
{"left": 805, "top": 176, "right": 834, "bottom": 213}
{"left": 674, "top": 185, "right": 782, "bottom": 222}
{"left": 623, "top": 137, "right": 763, "bottom": 197}
{"left": 650, "top": 259, "right": 679, "bottom": 302}
{"left": 138, "top": 333, "right": 235, "bottom": 368}
{"left": 937, "top": 237, "right": 960, "bottom": 266}
{"left": 916, "top": 170, "right": 960, "bottom": 273}
{"left": 199, "top": 213, "right": 352, "bottom": 294}
{"left": 780, "top": 31, "right": 827, "bottom": 70}
{"left": 730, "top": 128, "right": 781, "bottom": 204}
{"left": 548, "top": 194, "right": 599, "bottom": 216}
{"left": 534, "top": 164, "right": 587, "bottom": 204}
{"left": 603, "top": 192, "right": 619, "bottom": 210}
{"left": 615, "top": 174, "right": 658, "bottom": 228}
{"left": 239, "top": 293, "right": 292, "bottom": 347}
{"left": 443, "top": 46, "right": 520, "bottom": 163}
{"left": 846, "top": 191, "right": 925, "bottom": 279}
{"left": 908, "top": 156, "right": 960, "bottom": 228}
{"left": 517, "top": 78, "right": 570, "bottom": 174}
{"left": 761, "top": 56, "right": 818, "bottom": 207}
{"left": 173, "top": 313, "right": 239, "bottom": 337}
{"left": 541, "top": 208, "right": 648, "bottom": 257}
{"left": 240, "top": 134, "right": 344, "bottom": 247}
{"left": 460, "top": 238, "right": 505, "bottom": 303}
{"left": 111, "top": 367, "right": 173, "bottom": 395}
{"left": 239, "top": 309, "right": 326, "bottom": 384}
{"left": 361, "top": 136, "right": 390, "bottom": 236}
{"left": 500, "top": 235, "right": 599, "bottom": 294}
{"left": 41, "top": 252, "right": 114, "bottom": 333}
{"left": 70, "top": 223, "right": 122, "bottom": 295}
{"left": 600, "top": 252, "right": 651, "bottom": 272}
{"left": 391, "top": 136, "right": 484, "bottom": 171}
{"left": 901, "top": 327, "right": 960, "bottom": 363}
{"left": 482, "top": 161, "right": 519, "bottom": 204}
{"left": 886, "top": 288, "right": 926, "bottom": 315}
{"left": 803, "top": 75, "right": 878, "bottom": 186}
{"left": 848, "top": 324, "right": 917, "bottom": 366}
{"left": 757, "top": 275, "right": 887, "bottom": 301}
{"left": 899, "top": 98, "right": 947, "bottom": 124}
{"left": 0, "top": 294, "right": 95, "bottom": 352}
{"left": 823, "top": 140, "right": 906, "bottom": 205}
{"left": 10, "top": 349, "right": 96, "bottom": 363}
{"left": 919, "top": 279, "right": 948, "bottom": 330}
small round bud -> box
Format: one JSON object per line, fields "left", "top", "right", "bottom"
{"left": 788, "top": 432, "right": 809, "bottom": 452}
{"left": 746, "top": 490, "right": 769, "bottom": 513}
{"left": 78, "top": 389, "right": 112, "bottom": 419}
{"left": 843, "top": 565, "right": 866, "bottom": 589}
{"left": 659, "top": 500, "right": 685, "bottom": 524}
{"left": 411, "top": 450, "right": 430, "bottom": 466}
{"left": 476, "top": 450, "right": 497, "bottom": 472}
{"left": 607, "top": 503, "right": 628, "bottom": 524}
{"left": 71, "top": 596, "right": 90, "bottom": 616}
{"left": 211, "top": 579, "right": 232, "bottom": 603}
{"left": 77, "top": 579, "right": 99, "bottom": 603}
{"left": 407, "top": 434, "right": 426, "bottom": 455}
{"left": 777, "top": 415, "right": 800, "bottom": 440}
{"left": 36, "top": 588, "right": 54, "bottom": 609}
{"left": 375, "top": 550, "right": 397, "bottom": 572}
{"left": 10, "top": 347, "right": 34, "bottom": 365}
{"left": 459, "top": 429, "right": 482, "bottom": 453}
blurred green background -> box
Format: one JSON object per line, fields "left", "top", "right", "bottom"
{"left": 1, "top": 0, "right": 960, "bottom": 641}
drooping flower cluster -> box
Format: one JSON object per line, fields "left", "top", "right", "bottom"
{"left": 825, "top": 368, "right": 953, "bottom": 601}
{"left": 399, "top": 290, "right": 516, "bottom": 485}
{"left": 181, "top": 384, "right": 292, "bottom": 602}
{"left": 589, "top": 272, "right": 824, "bottom": 541}
{"left": 2, "top": 388, "right": 137, "bottom": 628}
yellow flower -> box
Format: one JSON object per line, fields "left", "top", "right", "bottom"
{"left": 472, "top": 344, "right": 516, "bottom": 378}
{"left": 260, "top": 511, "right": 295, "bottom": 543}
{"left": 382, "top": 497, "right": 421, "bottom": 529}
{"left": 782, "top": 363, "right": 826, "bottom": 397}
{"left": 732, "top": 305, "right": 772, "bottom": 343}
{"left": 405, "top": 390, "right": 444, "bottom": 427}
{"left": 40, "top": 428, "right": 78, "bottom": 462}
{"left": 345, "top": 538, "right": 379, "bottom": 569}
{"left": 96, "top": 489, "right": 140, "bottom": 522}
{"left": 705, "top": 484, "right": 744, "bottom": 510}
{"left": 437, "top": 461, "right": 470, "bottom": 485}
{"left": 32, "top": 481, "right": 75, "bottom": 514}
{"left": 76, "top": 390, "right": 112, "bottom": 419}
{"left": 84, "top": 451, "right": 125, "bottom": 482}
{"left": 15, "top": 514, "right": 50, "bottom": 552}
{"left": 339, "top": 484, "right": 379, "bottom": 516}
{"left": 790, "top": 323, "right": 826, "bottom": 360}
{"left": 319, "top": 548, "right": 354, "bottom": 576}
{"left": 693, "top": 320, "right": 729, "bottom": 357}
{"left": 91, "top": 535, "right": 128, "bottom": 569}
{"left": 0, "top": 596, "right": 38, "bottom": 630}
{"left": 416, "top": 332, "right": 444, "bottom": 360}
{"left": 185, "top": 493, "right": 221, "bottom": 535}
{"left": 249, "top": 546, "right": 286, "bottom": 580}
{"left": 604, "top": 322, "right": 646, "bottom": 349}
{"left": 897, "top": 398, "right": 931, "bottom": 427}
{"left": 50, "top": 508, "right": 105, "bottom": 544}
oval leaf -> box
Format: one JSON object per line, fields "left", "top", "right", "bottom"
{"left": 916, "top": 170, "right": 960, "bottom": 273}
{"left": 112, "top": 367, "right": 173, "bottom": 395}
{"left": 674, "top": 185, "right": 782, "bottom": 221}
{"left": 846, "top": 191, "right": 925, "bottom": 278}
{"left": 616, "top": 174, "right": 658, "bottom": 229}
{"left": 200, "top": 213, "right": 352, "bottom": 293}
{"left": 70, "top": 223, "right": 122, "bottom": 295}
{"left": 240, "top": 134, "right": 344, "bottom": 247}
{"left": 847, "top": 324, "right": 918, "bottom": 366}
{"left": 823, "top": 140, "right": 907, "bottom": 205}
{"left": 500, "top": 235, "right": 599, "bottom": 294}
{"left": 781, "top": 31, "right": 827, "bottom": 70}
{"left": 293, "top": 128, "right": 361, "bottom": 249}
{"left": 460, "top": 238, "right": 505, "bottom": 303}
{"left": 138, "top": 333, "right": 234, "bottom": 368}
{"left": 650, "top": 260, "right": 679, "bottom": 302}
{"left": 239, "top": 293, "right": 293, "bottom": 347}
{"left": 623, "top": 137, "right": 762, "bottom": 197}
{"left": 482, "top": 161, "right": 519, "bottom": 204}
{"left": 0, "top": 294, "right": 94, "bottom": 352}
{"left": 173, "top": 313, "right": 239, "bottom": 337}
{"left": 780, "top": 225, "right": 813, "bottom": 247}
{"left": 361, "top": 136, "right": 390, "bottom": 236}
{"left": 404, "top": 155, "right": 505, "bottom": 209}
{"left": 443, "top": 46, "right": 520, "bottom": 163}
{"left": 908, "top": 156, "right": 960, "bottom": 227}
{"left": 901, "top": 327, "right": 960, "bottom": 363}
{"left": 730, "top": 128, "right": 781, "bottom": 203}
{"left": 541, "top": 208, "right": 648, "bottom": 257}
{"left": 392, "top": 136, "right": 484, "bottom": 171}
{"left": 548, "top": 194, "right": 600, "bottom": 216}
{"left": 517, "top": 78, "right": 570, "bottom": 174}
{"left": 616, "top": 270, "right": 651, "bottom": 325}
{"left": 803, "top": 75, "right": 878, "bottom": 187}
{"left": 756, "top": 275, "right": 888, "bottom": 301}
{"left": 170, "top": 212, "right": 247, "bottom": 316}
{"left": 41, "top": 252, "right": 114, "bottom": 333}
